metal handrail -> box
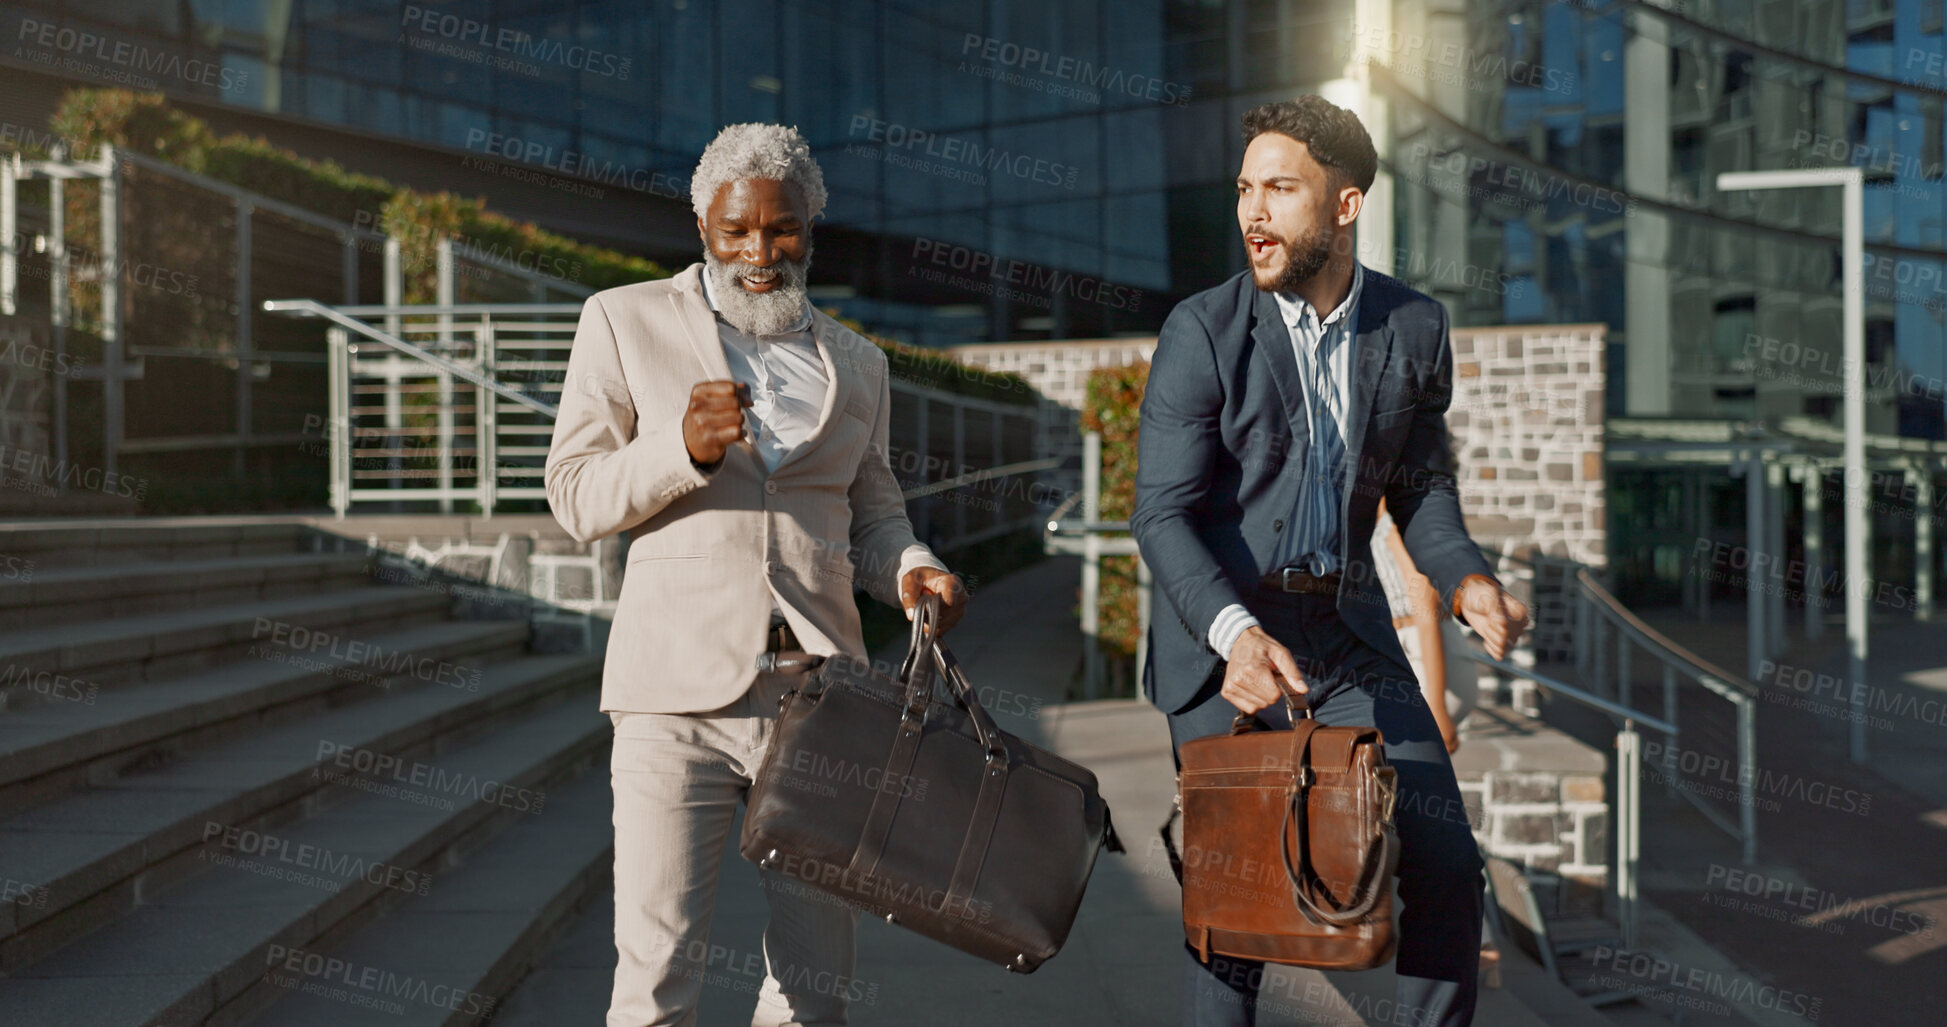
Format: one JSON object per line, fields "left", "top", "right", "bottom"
{"left": 1464, "top": 651, "right": 1667, "bottom": 951}
{"left": 264, "top": 298, "right": 558, "bottom": 417}
{"left": 1577, "top": 569, "right": 1759, "bottom": 698}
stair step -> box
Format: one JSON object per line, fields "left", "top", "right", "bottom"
{"left": 0, "top": 654, "right": 600, "bottom": 976}
{"left": 0, "top": 521, "right": 310, "bottom": 569}
{"left": 0, "top": 688, "right": 608, "bottom": 1027}
{"left": 0, "top": 586, "right": 452, "bottom": 709}
{"left": 0, "top": 618, "right": 530, "bottom": 803}
{"left": 0, "top": 552, "right": 376, "bottom": 631}
{"left": 231, "top": 762, "right": 614, "bottom": 1026}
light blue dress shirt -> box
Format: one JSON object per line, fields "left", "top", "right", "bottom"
{"left": 1206, "top": 263, "right": 1364, "bottom": 660}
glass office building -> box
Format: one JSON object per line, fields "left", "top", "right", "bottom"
{"left": 0, "top": 0, "right": 1358, "bottom": 347}
{"left": 1379, "top": 0, "right": 1947, "bottom": 603}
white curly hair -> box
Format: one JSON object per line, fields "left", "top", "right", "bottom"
{"left": 690, "top": 123, "right": 827, "bottom": 221}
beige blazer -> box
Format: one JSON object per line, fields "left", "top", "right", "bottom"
{"left": 545, "top": 264, "right": 941, "bottom": 714}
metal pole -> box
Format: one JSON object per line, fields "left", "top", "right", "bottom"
{"left": 436, "top": 237, "right": 455, "bottom": 514}
{"left": 99, "top": 146, "right": 121, "bottom": 477}
{"left": 1617, "top": 636, "right": 1631, "bottom": 711}
{"left": 477, "top": 322, "right": 496, "bottom": 514}
{"left": 341, "top": 232, "right": 359, "bottom": 305}
{"left": 49, "top": 160, "right": 67, "bottom": 476}
{"left": 1737, "top": 695, "right": 1758, "bottom": 864}
{"left": 1136, "top": 556, "right": 1152, "bottom": 694}
{"left": 1082, "top": 431, "right": 1102, "bottom": 699}
{"left": 913, "top": 396, "right": 931, "bottom": 543}
{"left": 1914, "top": 465, "right": 1934, "bottom": 622}
{"left": 1766, "top": 460, "right": 1787, "bottom": 653}
{"left": 1661, "top": 664, "right": 1678, "bottom": 799}
{"left": 1804, "top": 467, "right": 1825, "bottom": 639}
{"left": 328, "top": 326, "right": 348, "bottom": 519}
{"left": 234, "top": 198, "right": 253, "bottom": 480}
{"left": 1616, "top": 721, "right": 1641, "bottom": 950}
{"left": 1843, "top": 172, "right": 1869, "bottom": 765}
{"left": 1746, "top": 455, "right": 1766, "bottom": 681}
{"left": 1, "top": 154, "right": 16, "bottom": 315}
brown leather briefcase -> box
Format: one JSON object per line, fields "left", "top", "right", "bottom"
{"left": 1162, "top": 690, "right": 1401, "bottom": 970}
{"left": 741, "top": 594, "right": 1122, "bottom": 973}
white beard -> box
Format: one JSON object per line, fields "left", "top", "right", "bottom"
{"left": 704, "top": 251, "right": 812, "bottom": 336}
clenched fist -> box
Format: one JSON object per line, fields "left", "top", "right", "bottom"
{"left": 683, "top": 380, "right": 752, "bottom": 468}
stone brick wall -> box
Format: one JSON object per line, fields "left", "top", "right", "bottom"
{"left": 1454, "top": 707, "right": 1609, "bottom": 916}
{"left": 1448, "top": 324, "right": 1606, "bottom": 568}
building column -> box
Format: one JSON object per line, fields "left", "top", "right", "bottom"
{"left": 1803, "top": 466, "right": 1824, "bottom": 640}
{"left": 1624, "top": 6, "right": 1671, "bottom": 415}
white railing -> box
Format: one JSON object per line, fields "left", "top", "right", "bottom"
{"left": 264, "top": 299, "right": 1057, "bottom": 557}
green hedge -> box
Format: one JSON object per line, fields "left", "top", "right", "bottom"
{"left": 1081, "top": 360, "right": 1149, "bottom": 671}
{"left": 39, "top": 88, "right": 1031, "bottom": 401}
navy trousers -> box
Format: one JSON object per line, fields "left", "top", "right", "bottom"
{"left": 1166, "top": 588, "right": 1484, "bottom": 1027}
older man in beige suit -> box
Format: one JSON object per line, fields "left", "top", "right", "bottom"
{"left": 546, "top": 123, "right": 965, "bottom": 1027}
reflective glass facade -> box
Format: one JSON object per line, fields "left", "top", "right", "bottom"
{"left": 1, "top": 0, "right": 1359, "bottom": 347}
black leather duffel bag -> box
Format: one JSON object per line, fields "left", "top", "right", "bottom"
{"left": 741, "top": 593, "right": 1122, "bottom": 972}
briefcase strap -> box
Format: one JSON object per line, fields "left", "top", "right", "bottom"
{"left": 1280, "top": 725, "right": 1397, "bottom": 926}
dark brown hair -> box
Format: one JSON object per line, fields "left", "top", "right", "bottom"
{"left": 1241, "top": 95, "right": 1378, "bottom": 194}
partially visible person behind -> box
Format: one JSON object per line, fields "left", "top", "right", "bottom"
{"left": 1374, "top": 497, "right": 1478, "bottom": 754}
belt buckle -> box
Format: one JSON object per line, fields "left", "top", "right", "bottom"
{"left": 1281, "top": 567, "right": 1302, "bottom": 593}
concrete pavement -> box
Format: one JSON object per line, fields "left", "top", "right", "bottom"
{"left": 495, "top": 556, "right": 1584, "bottom": 1025}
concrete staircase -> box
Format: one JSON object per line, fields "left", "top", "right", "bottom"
{"left": 0, "top": 520, "right": 614, "bottom": 1026}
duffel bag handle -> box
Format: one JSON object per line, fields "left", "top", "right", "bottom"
{"left": 930, "top": 641, "right": 1010, "bottom": 764}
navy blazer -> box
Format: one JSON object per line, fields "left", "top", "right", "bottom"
{"left": 1130, "top": 267, "right": 1496, "bottom": 715}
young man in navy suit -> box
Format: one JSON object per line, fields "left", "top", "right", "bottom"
{"left": 1131, "top": 96, "right": 1530, "bottom": 1027}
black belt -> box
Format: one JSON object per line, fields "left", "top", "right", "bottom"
{"left": 1260, "top": 568, "right": 1341, "bottom": 596}
{"left": 765, "top": 620, "right": 800, "bottom": 653}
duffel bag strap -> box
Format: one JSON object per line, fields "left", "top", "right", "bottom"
{"left": 934, "top": 641, "right": 1014, "bottom": 913}
{"left": 1280, "top": 727, "right": 1397, "bottom": 926}
{"left": 847, "top": 594, "right": 948, "bottom": 878}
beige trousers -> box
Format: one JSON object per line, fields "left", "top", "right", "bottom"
{"left": 607, "top": 670, "right": 859, "bottom": 1027}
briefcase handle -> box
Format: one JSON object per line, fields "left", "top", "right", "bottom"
{"left": 1280, "top": 725, "right": 1398, "bottom": 927}
{"left": 1228, "top": 681, "right": 1310, "bottom": 735}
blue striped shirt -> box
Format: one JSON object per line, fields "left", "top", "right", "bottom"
{"left": 1206, "top": 264, "right": 1364, "bottom": 660}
